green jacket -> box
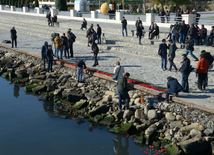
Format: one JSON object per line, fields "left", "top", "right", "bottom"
{"left": 168, "top": 44, "right": 177, "bottom": 58}
{"left": 118, "top": 76, "right": 128, "bottom": 91}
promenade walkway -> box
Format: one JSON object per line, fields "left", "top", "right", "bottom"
{"left": 0, "top": 12, "right": 214, "bottom": 112}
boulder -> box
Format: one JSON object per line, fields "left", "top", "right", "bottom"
{"left": 136, "top": 124, "right": 147, "bottom": 131}
{"left": 135, "top": 109, "right": 144, "bottom": 119}
{"left": 102, "top": 95, "right": 112, "bottom": 102}
{"left": 85, "top": 92, "right": 97, "bottom": 100}
{"left": 32, "top": 84, "right": 46, "bottom": 94}
{"left": 112, "top": 110, "right": 123, "bottom": 121}
{"left": 72, "top": 99, "right": 88, "bottom": 109}
{"left": 134, "top": 136, "right": 144, "bottom": 144}
{"left": 109, "top": 123, "right": 137, "bottom": 135}
{"left": 166, "top": 143, "right": 184, "bottom": 155}
{"left": 105, "top": 91, "right": 115, "bottom": 97}
{"left": 147, "top": 109, "right": 157, "bottom": 120}
{"left": 58, "top": 74, "right": 71, "bottom": 82}
{"left": 165, "top": 112, "right": 176, "bottom": 121}
{"left": 145, "top": 124, "right": 157, "bottom": 136}
{"left": 180, "top": 123, "right": 200, "bottom": 133}
{"left": 204, "top": 128, "right": 213, "bottom": 136}
{"left": 33, "top": 74, "right": 46, "bottom": 80}
{"left": 100, "top": 114, "right": 115, "bottom": 125}
{"left": 54, "top": 88, "right": 62, "bottom": 96}
{"left": 123, "top": 110, "right": 133, "bottom": 120}
{"left": 94, "top": 115, "right": 103, "bottom": 122}
{"left": 89, "top": 105, "right": 109, "bottom": 117}
{"left": 24, "top": 84, "right": 40, "bottom": 92}
{"left": 190, "top": 129, "right": 202, "bottom": 138}
{"left": 47, "top": 84, "right": 55, "bottom": 92}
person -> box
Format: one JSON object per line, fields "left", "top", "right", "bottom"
{"left": 165, "top": 11, "right": 170, "bottom": 23}
{"left": 179, "top": 54, "right": 191, "bottom": 92}
{"left": 168, "top": 39, "right": 178, "bottom": 71}
{"left": 201, "top": 50, "right": 214, "bottom": 86}
{"left": 118, "top": 72, "right": 130, "bottom": 110}
{"left": 148, "top": 22, "right": 154, "bottom": 39}
{"left": 151, "top": 23, "right": 159, "bottom": 39}
{"left": 137, "top": 23, "right": 144, "bottom": 44}
{"left": 179, "top": 20, "right": 187, "bottom": 45}
{"left": 46, "top": 12, "right": 51, "bottom": 26}
{"left": 159, "top": 10, "right": 165, "bottom": 23}
{"left": 193, "top": 10, "right": 201, "bottom": 25}
{"left": 199, "top": 25, "right": 207, "bottom": 45}
{"left": 158, "top": 39, "right": 168, "bottom": 71}
{"left": 113, "top": 61, "right": 125, "bottom": 95}
{"left": 13, "top": 84, "right": 20, "bottom": 98}
{"left": 195, "top": 25, "right": 200, "bottom": 45}
{"left": 41, "top": 41, "right": 48, "bottom": 69}
{"left": 135, "top": 17, "right": 142, "bottom": 38}
{"left": 112, "top": 135, "right": 129, "bottom": 155}
{"left": 54, "top": 33, "right": 63, "bottom": 59}
{"left": 69, "top": 30, "right": 76, "bottom": 58}
{"left": 81, "top": 18, "right": 87, "bottom": 30}
{"left": 196, "top": 54, "right": 210, "bottom": 90}
{"left": 10, "top": 27, "right": 17, "bottom": 48}
{"left": 86, "top": 24, "right": 94, "bottom": 47}
{"left": 76, "top": 60, "right": 86, "bottom": 83}
{"left": 121, "top": 17, "right": 127, "bottom": 37}
{"left": 207, "top": 26, "right": 214, "bottom": 46}
{"left": 164, "top": 76, "right": 183, "bottom": 103}
{"left": 96, "top": 24, "right": 102, "bottom": 44}
{"left": 46, "top": 45, "right": 54, "bottom": 73}
{"left": 52, "top": 13, "right": 57, "bottom": 27}
{"left": 62, "top": 33, "right": 69, "bottom": 58}
{"left": 171, "top": 25, "right": 178, "bottom": 44}
{"left": 166, "top": 25, "right": 173, "bottom": 40}
{"left": 185, "top": 34, "right": 198, "bottom": 61}
{"left": 176, "top": 9, "right": 182, "bottom": 22}
{"left": 91, "top": 29, "right": 97, "bottom": 44}
{"left": 90, "top": 42, "right": 99, "bottom": 67}
{"left": 187, "top": 24, "right": 197, "bottom": 45}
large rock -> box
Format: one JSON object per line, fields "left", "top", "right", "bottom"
{"left": 54, "top": 88, "right": 63, "bottom": 95}
{"left": 135, "top": 109, "right": 144, "bottom": 119}
{"left": 123, "top": 110, "right": 133, "bottom": 120}
{"left": 24, "top": 84, "right": 40, "bottom": 92}
{"left": 180, "top": 123, "right": 201, "bottom": 133}
{"left": 102, "top": 95, "right": 112, "bottom": 102}
{"left": 190, "top": 129, "right": 202, "bottom": 138}
{"left": 89, "top": 105, "right": 109, "bottom": 117}
{"left": 105, "top": 91, "right": 115, "bottom": 97}
{"left": 165, "top": 112, "right": 176, "bottom": 121}
{"left": 72, "top": 99, "right": 88, "bottom": 109}
{"left": 145, "top": 124, "right": 157, "bottom": 136}
{"left": 136, "top": 124, "right": 147, "bottom": 131}
{"left": 178, "top": 137, "right": 209, "bottom": 154}
{"left": 85, "top": 92, "right": 97, "bottom": 100}
{"left": 32, "top": 84, "right": 46, "bottom": 94}
{"left": 100, "top": 114, "right": 115, "bottom": 125}
{"left": 58, "top": 74, "right": 71, "bottom": 82}
{"left": 109, "top": 123, "right": 137, "bottom": 135}
{"left": 94, "top": 115, "right": 103, "bottom": 122}
{"left": 204, "top": 128, "right": 213, "bottom": 136}
{"left": 147, "top": 109, "right": 157, "bottom": 120}
{"left": 112, "top": 110, "right": 123, "bottom": 121}
{"left": 33, "top": 74, "right": 46, "bottom": 80}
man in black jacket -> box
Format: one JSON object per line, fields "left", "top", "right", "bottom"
{"left": 62, "top": 33, "right": 69, "bottom": 58}
{"left": 41, "top": 41, "right": 48, "bottom": 69}
{"left": 158, "top": 39, "right": 167, "bottom": 71}
{"left": 148, "top": 22, "right": 154, "bottom": 39}
{"left": 46, "top": 45, "right": 54, "bottom": 73}
{"left": 121, "top": 17, "right": 127, "bottom": 36}
{"left": 185, "top": 35, "right": 198, "bottom": 61}
{"left": 76, "top": 60, "right": 86, "bottom": 83}
{"left": 135, "top": 17, "right": 142, "bottom": 38}
{"left": 91, "top": 42, "right": 99, "bottom": 67}
{"left": 179, "top": 54, "right": 191, "bottom": 92}
{"left": 69, "top": 30, "right": 76, "bottom": 58}
{"left": 97, "top": 24, "right": 102, "bottom": 44}
{"left": 137, "top": 23, "right": 144, "bottom": 44}
{"left": 187, "top": 24, "right": 197, "bottom": 45}
{"left": 199, "top": 25, "right": 207, "bottom": 45}
{"left": 151, "top": 23, "right": 159, "bottom": 39}
{"left": 10, "top": 27, "right": 17, "bottom": 48}
{"left": 179, "top": 20, "right": 187, "bottom": 44}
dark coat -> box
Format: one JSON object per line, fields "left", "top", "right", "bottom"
{"left": 77, "top": 60, "right": 86, "bottom": 69}
{"left": 137, "top": 25, "right": 144, "bottom": 36}
{"left": 118, "top": 76, "right": 128, "bottom": 91}
{"left": 202, "top": 52, "right": 214, "bottom": 65}
{"left": 10, "top": 29, "right": 17, "bottom": 39}
{"left": 186, "top": 38, "right": 194, "bottom": 51}
{"left": 121, "top": 19, "right": 127, "bottom": 27}
{"left": 187, "top": 27, "right": 197, "bottom": 38}
{"left": 158, "top": 43, "right": 167, "bottom": 56}
{"left": 209, "top": 30, "right": 214, "bottom": 37}
{"left": 91, "top": 43, "right": 99, "bottom": 54}
{"left": 82, "top": 20, "right": 87, "bottom": 27}
{"left": 135, "top": 20, "right": 142, "bottom": 28}
{"left": 149, "top": 25, "right": 154, "bottom": 32}
{"left": 180, "top": 57, "right": 190, "bottom": 74}
{"left": 69, "top": 32, "right": 76, "bottom": 43}
{"left": 153, "top": 25, "right": 159, "bottom": 35}
{"left": 62, "top": 37, "right": 68, "bottom": 49}
{"left": 97, "top": 26, "right": 102, "bottom": 35}
{"left": 46, "top": 49, "right": 53, "bottom": 60}
{"left": 199, "top": 28, "right": 207, "bottom": 38}
{"left": 179, "top": 23, "right": 187, "bottom": 33}
{"left": 41, "top": 41, "right": 48, "bottom": 58}
{"left": 167, "top": 77, "right": 183, "bottom": 93}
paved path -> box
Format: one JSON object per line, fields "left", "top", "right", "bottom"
{"left": 0, "top": 12, "right": 214, "bottom": 111}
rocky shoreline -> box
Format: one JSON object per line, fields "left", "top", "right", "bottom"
{"left": 0, "top": 47, "right": 214, "bottom": 155}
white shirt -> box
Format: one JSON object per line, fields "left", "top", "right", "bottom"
{"left": 113, "top": 65, "right": 125, "bottom": 82}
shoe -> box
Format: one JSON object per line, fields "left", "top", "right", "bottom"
{"left": 163, "top": 69, "right": 165, "bottom": 71}
{"left": 175, "top": 93, "right": 178, "bottom": 97}
{"left": 164, "top": 100, "right": 169, "bottom": 103}
{"left": 92, "top": 64, "right": 96, "bottom": 67}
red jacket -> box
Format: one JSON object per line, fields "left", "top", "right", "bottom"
{"left": 196, "top": 58, "right": 210, "bottom": 73}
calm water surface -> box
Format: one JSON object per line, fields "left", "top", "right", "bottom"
{"left": 0, "top": 77, "right": 147, "bottom": 155}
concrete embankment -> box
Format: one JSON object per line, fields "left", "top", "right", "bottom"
{"left": 0, "top": 45, "right": 214, "bottom": 155}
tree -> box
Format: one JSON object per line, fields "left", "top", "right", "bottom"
{"left": 167, "top": 0, "right": 191, "bottom": 9}
{"left": 55, "top": 0, "right": 67, "bottom": 11}
{"left": 150, "top": 0, "right": 166, "bottom": 8}
{"left": 34, "top": 0, "right": 39, "bottom": 7}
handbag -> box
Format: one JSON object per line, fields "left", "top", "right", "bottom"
{"left": 112, "top": 66, "right": 121, "bottom": 80}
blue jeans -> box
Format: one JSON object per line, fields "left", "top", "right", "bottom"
{"left": 43, "top": 56, "right": 46, "bottom": 69}
{"left": 56, "top": 48, "right": 63, "bottom": 58}
{"left": 97, "top": 34, "right": 101, "bottom": 44}
{"left": 118, "top": 91, "right": 130, "bottom": 110}
{"left": 171, "top": 34, "right": 176, "bottom": 44}
{"left": 193, "top": 38, "right": 196, "bottom": 45}
{"left": 122, "top": 26, "right": 127, "bottom": 36}
{"left": 182, "top": 74, "right": 189, "bottom": 92}
{"left": 185, "top": 50, "right": 198, "bottom": 61}
{"left": 200, "top": 36, "right": 206, "bottom": 45}
{"left": 47, "top": 58, "right": 53, "bottom": 72}
{"left": 161, "top": 55, "right": 167, "bottom": 70}
{"left": 53, "top": 43, "right": 56, "bottom": 56}
{"left": 77, "top": 67, "right": 83, "bottom": 82}
{"left": 207, "top": 36, "right": 214, "bottom": 46}
{"left": 180, "top": 33, "right": 186, "bottom": 44}
{"left": 165, "top": 89, "right": 170, "bottom": 102}
{"left": 116, "top": 82, "right": 119, "bottom": 95}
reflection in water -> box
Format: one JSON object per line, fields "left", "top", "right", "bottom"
{"left": 112, "top": 135, "right": 129, "bottom": 155}
{"left": 43, "top": 100, "right": 56, "bottom": 117}
{"left": 13, "top": 85, "right": 20, "bottom": 98}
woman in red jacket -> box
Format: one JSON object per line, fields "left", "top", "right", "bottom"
{"left": 196, "top": 54, "right": 210, "bottom": 90}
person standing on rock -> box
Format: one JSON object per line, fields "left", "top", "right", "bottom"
{"left": 137, "top": 23, "right": 144, "bottom": 44}
{"left": 135, "top": 17, "right": 142, "bottom": 38}
{"left": 97, "top": 24, "right": 102, "bottom": 44}
{"left": 158, "top": 39, "right": 168, "bottom": 71}
{"left": 113, "top": 61, "right": 125, "bottom": 95}
{"left": 164, "top": 76, "right": 183, "bottom": 103}
{"left": 185, "top": 34, "right": 198, "bottom": 61}
{"left": 179, "top": 54, "right": 191, "bottom": 92}
{"left": 196, "top": 54, "right": 210, "bottom": 90}
{"left": 118, "top": 72, "right": 130, "bottom": 110}
{"left": 41, "top": 41, "right": 48, "bottom": 69}
{"left": 90, "top": 41, "right": 99, "bottom": 67}
{"left": 62, "top": 33, "right": 69, "bottom": 58}
{"left": 76, "top": 60, "right": 86, "bottom": 83}
{"left": 168, "top": 39, "right": 178, "bottom": 71}
{"left": 10, "top": 27, "right": 17, "bottom": 48}
{"left": 54, "top": 33, "right": 63, "bottom": 59}
{"left": 69, "top": 30, "right": 76, "bottom": 58}
{"left": 121, "top": 17, "right": 127, "bottom": 37}
{"left": 46, "top": 45, "right": 54, "bottom": 73}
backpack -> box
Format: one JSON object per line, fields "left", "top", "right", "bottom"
{"left": 69, "top": 33, "right": 76, "bottom": 42}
